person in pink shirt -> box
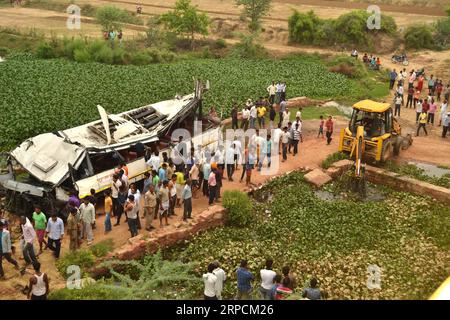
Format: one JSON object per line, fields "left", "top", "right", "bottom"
{"left": 428, "top": 99, "right": 437, "bottom": 125}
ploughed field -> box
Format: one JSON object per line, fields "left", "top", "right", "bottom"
{"left": 0, "top": 53, "right": 360, "bottom": 150}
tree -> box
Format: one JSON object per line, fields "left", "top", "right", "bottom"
{"left": 235, "top": 0, "right": 271, "bottom": 32}
{"left": 160, "top": 0, "right": 209, "bottom": 49}
{"left": 95, "top": 5, "right": 125, "bottom": 32}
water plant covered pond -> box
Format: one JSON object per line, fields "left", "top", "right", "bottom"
{"left": 50, "top": 171, "right": 449, "bottom": 300}
{"left": 165, "top": 172, "right": 450, "bottom": 300}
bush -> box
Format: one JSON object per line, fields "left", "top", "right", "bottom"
{"left": 288, "top": 10, "right": 322, "bottom": 44}
{"left": 130, "top": 51, "right": 150, "bottom": 65}
{"left": 222, "top": 190, "right": 253, "bottom": 227}
{"left": 49, "top": 279, "right": 122, "bottom": 300}
{"left": 63, "top": 38, "right": 86, "bottom": 60}
{"left": 230, "top": 33, "right": 267, "bottom": 59}
{"left": 56, "top": 250, "right": 96, "bottom": 279}
{"left": 112, "top": 47, "right": 126, "bottom": 64}
{"left": 322, "top": 152, "right": 349, "bottom": 169}
{"left": 404, "top": 24, "right": 435, "bottom": 49}
{"left": 0, "top": 47, "right": 10, "bottom": 57}
{"left": 94, "top": 45, "right": 114, "bottom": 64}
{"left": 36, "top": 42, "right": 56, "bottom": 59}
{"left": 214, "top": 38, "right": 227, "bottom": 49}
{"left": 73, "top": 48, "right": 92, "bottom": 63}
{"left": 89, "top": 239, "right": 115, "bottom": 258}
{"left": 328, "top": 55, "right": 368, "bottom": 79}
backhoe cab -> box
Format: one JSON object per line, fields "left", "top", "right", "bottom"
{"left": 339, "top": 100, "right": 412, "bottom": 163}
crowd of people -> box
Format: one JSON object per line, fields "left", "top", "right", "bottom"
{"left": 389, "top": 68, "right": 449, "bottom": 137}
{"left": 352, "top": 50, "right": 381, "bottom": 70}
{"left": 202, "top": 258, "right": 326, "bottom": 300}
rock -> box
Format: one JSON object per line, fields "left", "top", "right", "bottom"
{"left": 322, "top": 101, "right": 340, "bottom": 108}
{"left": 304, "top": 169, "right": 332, "bottom": 187}
{"left": 326, "top": 167, "right": 341, "bottom": 179}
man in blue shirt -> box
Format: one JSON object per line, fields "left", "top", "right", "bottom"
{"left": 236, "top": 259, "right": 254, "bottom": 300}
{"left": 389, "top": 69, "right": 397, "bottom": 90}
{"left": 46, "top": 213, "right": 64, "bottom": 259}
{"left": 159, "top": 163, "right": 167, "bottom": 182}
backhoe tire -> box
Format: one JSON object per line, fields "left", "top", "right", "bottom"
{"left": 381, "top": 141, "right": 393, "bottom": 163}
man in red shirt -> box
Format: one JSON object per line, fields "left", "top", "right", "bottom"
{"left": 325, "top": 116, "right": 334, "bottom": 145}
{"left": 422, "top": 99, "right": 430, "bottom": 113}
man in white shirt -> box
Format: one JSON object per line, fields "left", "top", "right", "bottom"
{"left": 281, "top": 126, "right": 290, "bottom": 161}
{"left": 20, "top": 216, "right": 39, "bottom": 272}
{"left": 276, "top": 82, "right": 282, "bottom": 103}
{"left": 241, "top": 107, "right": 250, "bottom": 130}
{"left": 280, "top": 82, "right": 287, "bottom": 102}
{"left": 267, "top": 81, "right": 276, "bottom": 105}
{"left": 79, "top": 197, "right": 95, "bottom": 245}
{"left": 111, "top": 174, "right": 122, "bottom": 224}
{"left": 212, "top": 261, "right": 226, "bottom": 300}
{"left": 203, "top": 263, "right": 219, "bottom": 300}
{"left": 146, "top": 151, "right": 161, "bottom": 171}
{"left": 272, "top": 123, "right": 283, "bottom": 155}
{"left": 232, "top": 139, "right": 243, "bottom": 169}
{"left": 259, "top": 259, "right": 276, "bottom": 300}
{"left": 226, "top": 143, "right": 236, "bottom": 181}
{"left": 249, "top": 104, "right": 257, "bottom": 129}
{"left": 46, "top": 213, "right": 64, "bottom": 259}
{"left": 128, "top": 184, "right": 142, "bottom": 229}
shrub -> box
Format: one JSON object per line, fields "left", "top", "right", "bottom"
{"left": 328, "top": 55, "right": 368, "bottom": 79}
{"left": 49, "top": 279, "right": 122, "bottom": 300}
{"left": 230, "top": 33, "right": 267, "bottom": 59}
{"left": 56, "top": 250, "right": 96, "bottom": 279}
{"left": 73, "top": 48, "right": 92, "bottom": 63}
{"left": 288, "top": 10, "right": 322, "bottom": 44}
{"left": 63, "top": 38, "right": 86, "bottom": 60}
{"left": 222, "top": 190, "right": 253, "bottom": 227}
{"left": 94, "top": 45, "right": 114, "bottom": 64}
{"left": 434, "top": 19, "right": 450, "bottom": 48}
{"left": 130, "top": 51, "right": 150, "bottom": 65}
{"left": 322, "top": 152, "right": 349, "bottom": 169}
{"left": 214, "top": 38, "right": 227, "bottom": 49}
{"left": 36, "top": 42, "right": 55, "bottom": 59}
{"left": 112, "top": 47, "right": 126, "bottom": 64}
{"left": 404, "top": 24, "right": 435, "bottom": 49}
{"left": 89, "top": 239, "right": 115, "bottom": 258}
{"left": 0, "top": 47, "right": 10, "bottom": 57}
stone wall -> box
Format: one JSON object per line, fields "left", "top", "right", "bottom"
{"left": 327, "top": 160, "right": 450, "bottom": 205}
{"left": 90, "top": 205, "right": 227, "bottom": 278}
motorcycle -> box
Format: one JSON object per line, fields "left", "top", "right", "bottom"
{"left": 391, "top": 54, "right": 409, "bottom": 66}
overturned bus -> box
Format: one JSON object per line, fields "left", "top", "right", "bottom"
{"left": 0, "top": 80, "right": 222, "bottom": 219}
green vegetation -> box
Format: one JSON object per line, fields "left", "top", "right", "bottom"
{"left": 384, "top": 161, "right": 450, "bottom": 188}
{"left": 50, "top": 252, "right": 200, "bottom": 300}
{"left": 95, "top": 5, "right": 143, "bottom": 31}
{"left": 56, "top": 239, "right": 115, "bottom": 278}
{"left": 222, "top": 190, "right": 254, "bottom": 227}
{"left": 164, "top": 172, "right": 449, "bottom": 299}
{"left": 288, "top": 10, "right": 397, "bottom": 49}
{"left": 235, "top": 0, "right": 272, "bottom": 32}
{"left": 0, "top": 53, "right": 364, "bottom": 150}
{"left": 160, "top": 0, "right": 210, "bottom": 50}
{"left": 404, "top": 24, "right": 435, "bottom": 50}
{"left": 321, "top": 152, "right": 349, "bottom": 169}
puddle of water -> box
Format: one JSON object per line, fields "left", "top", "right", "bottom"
{"left": 362, "top": 186, "right": 386, "bottom": 202}
{"left": 314, "top": 190, "right": 342, "bottom": 201}
{"left": 408, "top": 161, "right": 450, "bottom": 178}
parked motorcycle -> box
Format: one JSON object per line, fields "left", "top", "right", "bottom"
{"left": 391, "top": 54, "right": 409, "bottom": 66}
